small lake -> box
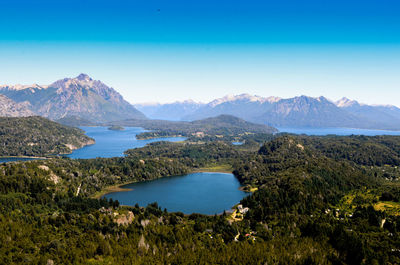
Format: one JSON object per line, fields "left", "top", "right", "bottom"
{"left": 0, "top": 157, "right": 38, "bottom": 163}
{"left": 278, "top": 127, "right": 400, "bottom": 136}
{"left": 103, "top": 172, "right": 248, "bottom": 215}
{"left": 68, "top": 126, "right": 186, "bottom": 159}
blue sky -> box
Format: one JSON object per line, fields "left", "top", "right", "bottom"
{"left": 0, "top": 0, "right": 399, "bottom": 105}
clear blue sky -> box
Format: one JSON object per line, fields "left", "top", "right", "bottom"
{"left": 0, "top": 0, "right": 399, "bottom": 105}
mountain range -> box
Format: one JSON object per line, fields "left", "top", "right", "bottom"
{"left": 135, "top": 100, "right": 204, "bottom": 121}
{"left": 0, "top": 74, "right": 145, "bottom": 123}
{"left": 136, "top": 94, "right": 400, "bottom": 130}
{"left": 1, "top": 74, "right": 399, "bottom": 130}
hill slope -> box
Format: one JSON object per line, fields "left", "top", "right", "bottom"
{"left": 0, "top": 116, "right": 94, "bottom": 157}
{"left": 0, "top": 94, "right": 35, "bottom": 117}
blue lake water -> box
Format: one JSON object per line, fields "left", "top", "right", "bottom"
{"left": 277, "top": 127, "right": 400, "bottom": 136}
{"left": 68, "top": 126, "right": 186, "bottom": 159}
{"left": 0, "top": 157, "right": 38, "bottom": 163}
{"left": 103, "top": 172, "right": 248, "bottom": 215}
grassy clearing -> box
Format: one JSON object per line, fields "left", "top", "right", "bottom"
{"left": 374, "top": 201, "right": 400, "bottom": 216}
{"left": 192, "top": 164, "right": 233, "bottom": 173}
{"left": 239, "top": 186, "right": 258, "bottom": 193}
{"left": 337, "top": 188, "right": 400, "bottom": 216}
{"left": 228, "top": 209, "right": 243, "bottom": 222}
{"left": 91, "top": 183, "right": 133, "bottom": 199}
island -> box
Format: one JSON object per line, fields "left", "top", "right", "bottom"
{"left": 108, "top": 125, "right": 125, "bottom": 131}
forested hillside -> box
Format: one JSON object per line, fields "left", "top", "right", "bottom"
{"left": 0, "top": 116, "right": 94, "bottom": 157}
{"left": 110, "top": 114, "right": 277, "bottom": 139}
{"left": 0, "top": 134, "right": 399, "bottom": 263}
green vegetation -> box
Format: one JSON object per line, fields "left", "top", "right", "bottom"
{"left": 1, "top": 133, "right": 400, "bottom": 263}
{"left": 56, "top": 115, "right": 97, "bottom": 127}
{"left": 192, "top": 163, "right": 233, "bottom": 173}
{"left": 0, "top": 116, "right": 94, "bottom": 157}
{"left": 109, "top": 114, "right": 277, "bottom": 140}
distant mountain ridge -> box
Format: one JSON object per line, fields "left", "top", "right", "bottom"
{"left": 0, "top": 94, "right": 35, "bottom": 117}
{"left": 135, "top": 100, "right": 204, "bottom": 121}
{"left": 109, "top": 114, "right": 278, "bottom": 139}
{"left": 334, "top": 97, "right": 400, "bottom": 129}
{"left": 2, "top": 75, "right": 400, "bottom": 130}
{"left": 137, "top": 94, "right": 400, "bottom": 130}
{"left": 0, "top": 74, "right": 146, "bottom": 122}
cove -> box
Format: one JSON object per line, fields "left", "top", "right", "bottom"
{"left": 68, "top": 126, "right": 186, "bottom": 159}
{"left": 102, "top": 172, "right": 248, "bottom": 215}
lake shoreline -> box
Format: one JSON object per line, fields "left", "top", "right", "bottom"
{"left": 0, "top": 156, "right": 49, "bottom": 163}
{"left": 95, "top": 169, "right": 247, "bottom": 215}
{"left": 95, "top": 167, "right": 236, "bottom": 199}
{"left": 69, "top": 126, "right": 186, "bottom": 159}
{"left": 92, "top": 181, "right": 136, "bottom": 199}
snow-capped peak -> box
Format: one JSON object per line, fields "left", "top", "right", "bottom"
{"left": 0, "top": 83, "right": 48, "bottom": 91}
{"left": 208, "top": 94, "right": 280, "bottom": 107}
{"left": 335, "top": 97, "right": 359, "bottom": 107}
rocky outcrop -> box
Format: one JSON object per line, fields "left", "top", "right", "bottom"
{"left": 0, "top": 95, "right": 35, "bottom": 117}
{"left": 114, "top": 211, "right": 134, "bottom": 226}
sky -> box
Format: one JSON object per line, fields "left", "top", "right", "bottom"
{"left": 0, "top": 0, "right": 399, "bottom": 106}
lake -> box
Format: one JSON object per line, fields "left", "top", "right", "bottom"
{"left": 103, "top": 172, "right": 248, "bottom": 215}
{"left": 68, "top": 126, "right": 186, "bottom": 159}
{"left": 277, "top": 127, "right": 400, "bottom": 136}
{"left": 0, "top": 157, "right": 38, "bottom": 163}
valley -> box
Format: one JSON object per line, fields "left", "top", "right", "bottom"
{"left": 2, "top": 1, "right": 400, "bottom": 263}
{"left": 0, "top": 130, "right": 400, "bottom": 264}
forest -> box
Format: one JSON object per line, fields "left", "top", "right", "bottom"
{"left": 0, "top": 116, "right": 94, "bottom": 157}
{"left": 0, "top": 134, "right": 399, "bottom": 264}
{"left": 108, "top": 114, "right": 277, "bottom": 140}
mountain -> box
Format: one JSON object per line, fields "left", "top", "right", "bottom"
{"left": 182, "top": 94, "right": 365, "bottom": 128}
{"left": 0, "top": 94, "right": 35, "bottom": 117}
{"left": 189, "top": 114, "right": 278, "bottom": 135}
{"left": 257, "top": 96, "right": 365, "bottom": 128}
{"left": 56, "top": 115, "right": 98, "bottom": 127}
{"left": 0, "top": 116, "right": 94, "bottom": 157}
{"left": 109, "top": 114, "right": 277, "bottom": 139}
{"left": 135, "top": 100, "right": 204, "bottom": 121}
{"left": 335, "top": 97, "right": 400, "bottom": 130}
{"left": 134, "top": 103, "right": 161, "bottom": 118}
{"left": 0, "top": 74, "right": 146, "bottom": 123}
{"left": 146, "top": 94, "right": 400, "bottom": 130}
{"left": 182, "top": 94, "right": 280, "bottom": 121}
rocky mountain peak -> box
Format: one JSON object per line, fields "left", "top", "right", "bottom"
{"left": 0, "top": 83, "right": 48, "bottom": 91}
{"left": 208, "top": 93, "right": 277, "bottom": 107}
{"left": 0, "top": 74, "right": 146, "bottom": 122}
{"left": 76, "top": 73, "right": 92, "bottom": 81}
{"left": 336, "top": 97, "right": 360, "bottom": 108}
